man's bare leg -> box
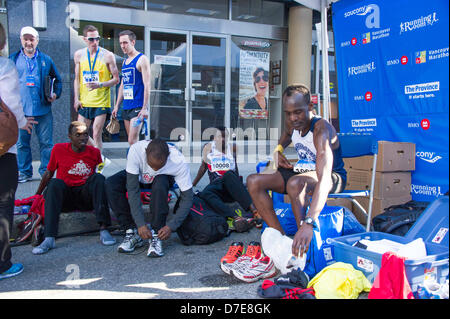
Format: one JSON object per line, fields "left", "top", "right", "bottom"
{"left": 246, "top": 172, "right": 287, "bottom": 234}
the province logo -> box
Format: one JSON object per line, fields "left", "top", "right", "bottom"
{"left": 400, "top": 12, "right": 438, "bottom": 34}
{"left": 68, "top": 160, "right": 92, "bottom": 176}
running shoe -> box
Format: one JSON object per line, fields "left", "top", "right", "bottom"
{"left": 18, "top": 173, "right": 32, "bottom": 183}
{"left": 147, "top": 230, "right": 164, "bottom": 257}
{"left": 220, "top": 241, "right": 244, "bottom": 268}
{"left": 117, "top": 229, "right": 144, "bottom": 253}
{"left": 0, "top": 263, "right": 24, "bottom": 280}
{"left": 16, "top": 213, "right": 42, "bottom": 243}
{"left": 231, "top": 256, "right": 277, "bottom": 283}
{"left": 232, "top": 217, "right": 254, "bottom": 233}
{"left": 221, "top": 241, "right": 262, "bottom": 275}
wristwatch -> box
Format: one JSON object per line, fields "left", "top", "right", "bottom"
{"left": 99, "top": 82, "right": 103, "bottom": 88}
{"left": 303, "top": 216, "right": 316, "bottom": 228}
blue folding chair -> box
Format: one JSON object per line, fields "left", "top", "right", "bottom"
{"left": 328, "top": 133, "right": 378, "bottom": 232}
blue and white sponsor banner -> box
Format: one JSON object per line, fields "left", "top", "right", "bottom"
{"left": 332, "top": 0, "right": 449, "bottom": 201}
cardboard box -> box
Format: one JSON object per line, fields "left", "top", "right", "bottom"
{"left": 326, "top": 198, "right": 353, "bottom": 211}
{"left": 351, "top": 194, "right": 412, "bottom": 225}
{"left": 343, "top": 140, "right": 415, "bottom": 172}
{"left": 346, "top": 169, "right": 411, "bottom": 199}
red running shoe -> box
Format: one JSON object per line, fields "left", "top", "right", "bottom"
{"left": 220, "top": 242, "right": 244, "bottom": 267}
{"left": 221, "top": 241, "right": 262, "bottom": 275}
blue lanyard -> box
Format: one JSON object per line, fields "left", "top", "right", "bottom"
{"left": 22, "top": 49, "right": 38, "bottom": 74}
{"left": 87, "top": 48, "right": 99, "bottom": 75}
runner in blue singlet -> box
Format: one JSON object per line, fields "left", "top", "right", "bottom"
{"left": 112, "top": 30, "right": 151, "bottom": 145}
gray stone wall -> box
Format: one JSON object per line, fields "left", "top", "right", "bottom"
{"left": 7, "top": 0, "right": 71, "bottom": 160}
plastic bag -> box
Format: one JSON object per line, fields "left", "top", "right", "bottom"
{"left": 261, "top": 227, "right": 306, "bottom": 275}
{"left": 307, "top": 262, "right": 372, "bottom": 299}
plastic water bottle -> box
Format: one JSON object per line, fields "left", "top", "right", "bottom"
{"left": 14, "top": 205, "right": 30, "bottom": 215}
{"left": 132, "top": 116, "right": 143, "bottom": 127}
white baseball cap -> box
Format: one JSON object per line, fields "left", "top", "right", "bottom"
{"left": 20, "top": 26, "right": 39, "bottom": 39}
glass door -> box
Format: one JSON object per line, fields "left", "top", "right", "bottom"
{"left": 149, "top": 30, "right": 188, "bottom": 140}
{"left": 149, "top": 30, "right": 227, "bottom": 141}
{"left": 190, "top": 34, "right": 227, "bottom": 140}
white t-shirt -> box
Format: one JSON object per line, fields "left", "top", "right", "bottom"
{"left": 0, "top": 57, "right": 27, "bottom": 154}
{"left": 126, "top": 140, "right": 193, "bottom": 192}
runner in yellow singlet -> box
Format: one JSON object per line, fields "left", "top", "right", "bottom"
{"left": 73, "top": 25, "right": 119, "bottom": 153}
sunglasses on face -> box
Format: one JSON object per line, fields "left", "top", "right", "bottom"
{"left": 87, "top": 37, "right": 101, "bottom": 42}
{"left": 255, "top": 75, "right": 269, "bottom": 83}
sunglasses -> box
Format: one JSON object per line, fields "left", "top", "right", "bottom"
{"left": 87, "top": 37, "right": 101, "bottom": 42}
{"left": 255, "top": 75, "right": 269, "bottom": 83}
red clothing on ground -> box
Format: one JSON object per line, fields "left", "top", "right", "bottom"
{"left": 47, "top": 143, "right": 101, "bottom": 187}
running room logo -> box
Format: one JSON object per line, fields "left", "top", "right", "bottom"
{"left": 411, "top": 184, "right": 444, "bottom": 198}
{"left": 415, "top": 51, "right": 426, "bottom": 64}
{"left": 416, "top": 151, "right": 442, "bottom": 164}
{"left": 400, "top": 12, "right": 438, "bottom": 34}
{"left": 348, "top": 61, "right": 376, "bottom": 77}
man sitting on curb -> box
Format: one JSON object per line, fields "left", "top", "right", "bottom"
{"left": 105, "top": 138, "right": 194, "bottom": 257}
{"left": 192, "top": 126, "right": 259, "bottom": 232}
{"left": 32, "top": 121, "right": 115, "bottom": 254}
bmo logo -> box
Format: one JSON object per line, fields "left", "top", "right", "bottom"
{"left": 365, "top": 91, "right": 373, "bottom": 101}
{"left": 421, "top": 119, "right": 430, "bottom": 130}
{"left": 401, "top": 56, "right": 408, "bottom": 65}
{"left": 351, "top": 37, "right": 357, "bottom": 45}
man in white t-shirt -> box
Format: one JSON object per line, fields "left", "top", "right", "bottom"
{"left": 105, "top": 138, "right": 193, "bottom": 257}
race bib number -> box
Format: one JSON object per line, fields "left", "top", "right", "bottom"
{"left": 211, "top": 158, "right": 232, "bottom": 172}
{"left": 123, "top": 85, "right": 134, "bottom": 100}
{"left": 293, "top": 159, "right": 316, "bottom": 174}
{"left": 82, "top": 70, "right": 99, "bottom": 84}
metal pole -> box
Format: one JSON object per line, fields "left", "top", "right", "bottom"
{"left": 320, "top": 0, "right": 330, "bottom": 123}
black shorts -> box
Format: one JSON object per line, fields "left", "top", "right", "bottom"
{"left": 277, "top": 167, "right": 346, "bottom": 194}
{"left": 122, "top": 107, "right": 142, "bottom": 121}
{"left": 78, "top": 106, "right": 110, "bottom": 120}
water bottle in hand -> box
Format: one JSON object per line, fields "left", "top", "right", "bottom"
{"left": 132, "top": 116, "right": 143, "bottom": 127}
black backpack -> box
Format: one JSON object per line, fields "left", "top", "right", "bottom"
{"left": 372, "top": 200, "right": 429, "bottom": 236}
{"left": 175, "top": 195, "right": 229, "bottom": 245}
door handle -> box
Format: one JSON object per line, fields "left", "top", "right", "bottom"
{"left": 190, "top": 88, "right": 196, "bottom": 102}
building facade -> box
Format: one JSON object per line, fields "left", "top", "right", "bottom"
{"left": 2, "top": 0, "right": 338, "bottom": 153}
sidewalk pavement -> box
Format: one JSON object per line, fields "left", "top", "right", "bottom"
{"left": 1, "top": 146, "right": 282, "bottom": 299}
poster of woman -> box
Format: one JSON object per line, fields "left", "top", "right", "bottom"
{"left": 238, "top": 50, "right": 270, "bottom": 119}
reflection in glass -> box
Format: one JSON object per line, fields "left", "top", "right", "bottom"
{"left": 192, "top": 36, "right": 226, "bottom": 137}
{"left": 150, "top": 32, "right": 187, "bottom": 140}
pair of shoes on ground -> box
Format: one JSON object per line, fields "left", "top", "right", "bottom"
{"left": 0, "top": 263, "right": 24, "bottom": 280}
{"left": 31, "top": 229, "right": 116, "bottom": 255}
{"left": 118, "top": 228, "right": 164, "bottom": 257}
{"left": 220, "top": 241, "right": 277, "bottom": 283}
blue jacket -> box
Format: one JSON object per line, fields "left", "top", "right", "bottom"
{"left": 10, "top": 49, "right": 62, "bottom": 107}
